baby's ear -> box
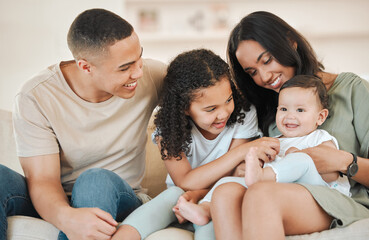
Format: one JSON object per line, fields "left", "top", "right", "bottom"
{"left": 317, "top": 108, "right": 329, "bottom": 126}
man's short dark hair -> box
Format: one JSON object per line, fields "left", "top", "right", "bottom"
{"left": 67, "top": 8, "right": 134, "bottom": 61}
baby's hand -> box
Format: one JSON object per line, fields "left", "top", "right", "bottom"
{"left": 285, "top": 147, "right": 300, "bottom": 155}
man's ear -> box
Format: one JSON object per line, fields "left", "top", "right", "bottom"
{"left": 77, "top": 59, "right": 92, "bottom": 73}
{"left": 317, "top": 108, "right": 329, "bottom": 126}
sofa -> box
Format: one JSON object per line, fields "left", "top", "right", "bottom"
{"left": 1, "top": 108, "right": 369, "bottom": 240}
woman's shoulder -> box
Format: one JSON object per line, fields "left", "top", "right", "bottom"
{"left": 330, "top": 72, "right": 369, "bottom": 93}
{"left": 335, "top": 72, "right": 367, "bottom": 85}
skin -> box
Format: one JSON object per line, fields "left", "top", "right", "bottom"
{"left": 20, "top": 32, "right": 144, "bottom": 240}
{"left": 211, "top": 39, "right": 369, "bottom": 240}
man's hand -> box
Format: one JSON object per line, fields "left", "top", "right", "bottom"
{"left": 62, "top": 207, "right": 118, "bottom": 240}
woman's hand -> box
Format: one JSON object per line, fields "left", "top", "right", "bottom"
{"left": 298, "top": 141, "right": 345, "bottom": 174}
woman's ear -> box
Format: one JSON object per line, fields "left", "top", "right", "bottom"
{"left": 292, "top": 41, "right": 298, "bottom": 50}
{"left": 317, "top": 108, "right": 329, "bottom": 126}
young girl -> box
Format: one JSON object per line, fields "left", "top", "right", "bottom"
{"left": 113, "top": 49, "right": 278, "bottom": 240}
{"left": 177, "top": 75, "right": 351, "bottom": 227}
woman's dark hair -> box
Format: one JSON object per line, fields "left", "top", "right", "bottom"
{"left": 227, "top": 11, "right": 324, "bottom": 136}
{"left": 280, "top": 75, "right": 329, "bottom": 109}
{"left": 155, "top": 49, "right": 249, "bottom": 160}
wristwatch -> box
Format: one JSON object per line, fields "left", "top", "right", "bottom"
{"left": 347, "top": 153, "right": 358, "bottom": 178}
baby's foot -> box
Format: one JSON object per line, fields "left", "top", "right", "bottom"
{"left": 245, "top": 147, "right": 264, "bottom": 187}
{"left": 176, "top": 197, "right": 210, "bottom": 226}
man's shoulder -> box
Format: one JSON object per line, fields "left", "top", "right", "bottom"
{"left": 142, "top": 58, "right": 167, "bottom": 78}
{"left": 18, "top": 63, "right": 61, "bottom": 95}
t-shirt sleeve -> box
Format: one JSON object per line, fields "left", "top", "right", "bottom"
{"left": 310, "top": 130, "right": 339, "bottom": 149}
{"left": 352, "top": 78, "right": 369, "bottom": 157}
{"left": 233, "top": 105, "right": 262, "bottom": 139}
{"left": 144, "top": 59, "right": 167, "bottom": 99}
{"left": 13, "top": 92, "right": 59, "bottom": 157}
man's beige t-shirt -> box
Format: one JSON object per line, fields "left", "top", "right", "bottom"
{"left": 13, "top": 59, "right": 166, "bottom": 194}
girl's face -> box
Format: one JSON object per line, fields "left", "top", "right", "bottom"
{"left": 186, "top": 77, "right": 235, "bottom": 140}
{"left": 276, "top": 87, "right": 328, "bottom": 138}
{"left": 235, "top": 40, "right": 295, "bottom": 92}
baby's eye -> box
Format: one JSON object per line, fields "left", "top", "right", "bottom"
{"left": 297, "top": 108, "right": 305, "bottom": 112}
{"left": 280, "top": 107, "right": 287, "bottom": 111}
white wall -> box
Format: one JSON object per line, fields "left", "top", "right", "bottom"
{"left": 1, "top": 0, "right": 368, "bottom": 111}
{"left": 0, "top": 0, "right": 124, "bottom": 111}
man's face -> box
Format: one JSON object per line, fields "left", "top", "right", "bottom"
{"left": 89, "top": 31, "right": 143, "bottom": 100}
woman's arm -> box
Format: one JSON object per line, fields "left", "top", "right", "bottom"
{"left": 301, "top": 144, "right": 369, "bottom": 187}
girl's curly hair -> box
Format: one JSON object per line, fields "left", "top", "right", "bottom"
{"left": 154, "top": 49, "right": 250, "bottom": 160}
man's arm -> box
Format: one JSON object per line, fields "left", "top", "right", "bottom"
{"left": 20, "top": 154, "right": 118, "bottom": 240}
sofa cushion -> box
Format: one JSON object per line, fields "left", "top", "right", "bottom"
{"left": 7, "top": 216, "right": 59, "bottom": 239}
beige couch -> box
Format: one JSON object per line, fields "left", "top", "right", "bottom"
{"left": 1, "top": 108, "right": 369, "bottom": 240}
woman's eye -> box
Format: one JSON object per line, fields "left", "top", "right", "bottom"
{"left": 264, "top": 56, "right": 272, "bottom": 64}
{"left": 226, "top": 97, "right": 233, "bottom": 103}
{"left": 206, "top": 107, "right": 216, "bottom": 112}
{"left": 247, "top": 70, "right": 256, "bottom": 76}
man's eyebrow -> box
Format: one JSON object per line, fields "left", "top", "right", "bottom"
{"left": 244, "top": 50, "right": 268, "bottom": 72}
{"left": 118, "top": 47, "right": 143, "bottom": 69}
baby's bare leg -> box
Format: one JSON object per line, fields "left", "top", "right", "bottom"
{"left": 245, "top": 147, "right": 276, "bottom": 186}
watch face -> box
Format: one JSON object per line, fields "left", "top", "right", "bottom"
{"left": 348, "top": 163, "right": 359, "bottom": 177}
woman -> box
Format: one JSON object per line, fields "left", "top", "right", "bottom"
{"left": 210, "top": 11, "right": 369, "bottom": 239}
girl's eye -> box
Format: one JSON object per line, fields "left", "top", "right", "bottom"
{"left": 120, "top": 67, "right": 129, "bottom": 72}
{"left": 279, "top": 107, "right": 287, "bottom": 111}
{"left": 226, "top": 96, "right": 233, "bottom": 103}
{"left": 297, "top": 108, "right": 304, "bottom": 112}
{"left": 206, "top": 107, "right": 216, "bottom": 112}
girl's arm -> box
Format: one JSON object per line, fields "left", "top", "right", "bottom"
{"left": 161, "top": 137, "right": 279, "bottom": 191}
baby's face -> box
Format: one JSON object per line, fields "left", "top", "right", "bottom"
{"left": 276, "top": 87, "right": 326, "bottom": 138}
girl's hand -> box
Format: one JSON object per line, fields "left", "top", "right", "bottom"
{"left": 243, "top": 137, "right": 280, "bottom": 163}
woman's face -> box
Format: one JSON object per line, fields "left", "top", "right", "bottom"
{"left": 235, "top": 40, "right": 295, "bottom": 92}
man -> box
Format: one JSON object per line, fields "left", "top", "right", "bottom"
{"left": 0, "top": 8, "right": 166, "bottom": 239}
